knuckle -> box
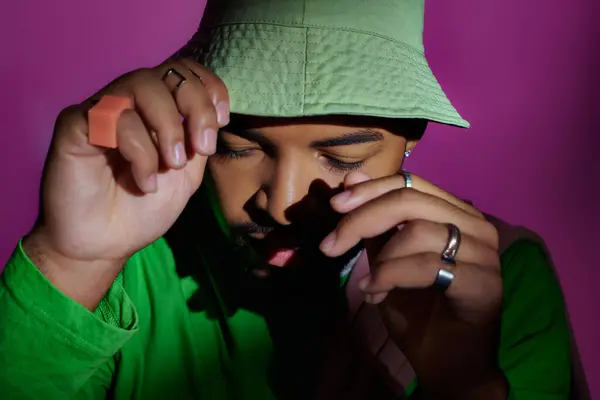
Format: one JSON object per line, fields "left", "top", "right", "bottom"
{"left": 128, "top": 68, "right": 157, "bottom": 91}
{"left": 159, "top": 117, "right": 184, "bottom": 137}
{"left": 391, "top": 187, "right": 419, "bottom": 205}
{"left": 136, "top": 67, "right": 156, "bottom": 80}
{"left": 481, "top": 246, "right": 501, "bottom": 267}
{"left": 402, "top": 219, "right": 435, "bottom": 244}
{"left": 116, "top": 68, "right": 152, "bottom": 89}
{"left": 487, "top": 224, "right": 500, "bottom": 250}
{"left": 208, "top": 74, "right": 230, "bottom": 99}
{"left": 55, "top": 105, "right": 82, "bottom": 130}
{"left": 199, "top": 109, "right": 219, "bottom": 128}
{"left": 214, "top": 76, "right": 229, "bottom": 94}
{"left": 54, "top": 105, "right": 88, "bottom": 142}
{"left": 470, "top": 267, "right": 502, "bottom": 301}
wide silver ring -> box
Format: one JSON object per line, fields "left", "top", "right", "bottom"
{"left": 441, "top": 223, "right": 461, "bottom": 265}
{"left": 162, "top": 67, "right": 187, "bottom": 93}
{"left": 400, "top": 170, "right": 412, "bottom": 188}
{"left": 434, "top": 269, "right": 454, "bottom": 292}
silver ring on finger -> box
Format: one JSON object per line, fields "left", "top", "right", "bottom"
{"left": 400, "top": 170, "right": 412, "bottom": 188}
{"left": 441, "top": 223, "right": 461, "bottom": 265}
{"left": 434, "top": 269, "right": 455, "bottom": 292}
{"left": 434, "top": 223, "right": 461, "bottom": 292}
{"left": 187, "top": 68, "right": 204, "bottom": 85}
{"left": 162, "top": 67, "right": 187, "bottom": 93}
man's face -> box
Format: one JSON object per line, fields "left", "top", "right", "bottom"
{"left": 207, "top": 115, "right": 415, "bottom": 275}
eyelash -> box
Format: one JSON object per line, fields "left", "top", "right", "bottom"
{"left": 215, "top": 146, "right": 252, "bottom": 159}
{"left": 215, "top": 145, "right": 365, "bottom": 172}
{"left": 324, "top": 157, "right": 364, "bottom": 172}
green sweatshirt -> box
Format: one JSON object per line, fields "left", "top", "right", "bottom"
{"left": 0, "top": 237, "right": 571, "bottom": 399}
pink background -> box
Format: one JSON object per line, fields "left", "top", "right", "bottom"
{"left": 0, "top": 0, "right": 597, "bottom": 395}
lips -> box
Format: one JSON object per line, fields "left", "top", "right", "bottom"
{"left": 244, "top": 209, "right": 342, "bottom": 269}
{"left": 267, "top": 248, "right": 298, "bottom": 267}
{"left": 248, "top": 229, "right": 307, "bottom": 268}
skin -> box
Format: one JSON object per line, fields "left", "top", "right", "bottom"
{"left": 23, "top": 59, "right": 507, "bottom": 399}
{"left": 208, "top": 115, "right": 414, "bottom": 272}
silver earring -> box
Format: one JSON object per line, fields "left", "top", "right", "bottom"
{"left": 404, "top": 150, "right": 412, "bottom": 158}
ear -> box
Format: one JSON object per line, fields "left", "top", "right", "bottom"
{"left": 405, "top": 139, "right": 419, "bottom": 153}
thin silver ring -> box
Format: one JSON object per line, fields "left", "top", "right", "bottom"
{"left": 162, "top": 67, "right": 187, "bottom": 92}
{"left": 401, "top": 170, "right": 412, "bottom": 188}
{"left": 188, "top": 68, "right": 204, "bottom": 85}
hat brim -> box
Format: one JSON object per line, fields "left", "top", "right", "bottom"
{"left": 190, "top": 23, "right": 469, "bottom": 128}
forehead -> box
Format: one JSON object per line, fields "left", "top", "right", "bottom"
{"left": 226, "top": 115, "right": 422, "bottom": 142}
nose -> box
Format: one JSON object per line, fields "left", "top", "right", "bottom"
{"left": 255, "top": 157, "right": 313, "bottom": 226}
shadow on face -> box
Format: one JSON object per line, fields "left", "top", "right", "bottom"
{"left": 163, "top": 116, "right": 425, "bottom": 398}
{"left": 207, "top": 114, "right": 424, "bottom": 270}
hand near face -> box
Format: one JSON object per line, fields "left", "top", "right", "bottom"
{"left": 320, "top": 171, "right": 507, "bottom": 397}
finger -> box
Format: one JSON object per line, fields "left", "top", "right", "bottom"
{"left": 177, "top": 151, "right": 210, "bottom": 195}
{"left": 332, "top": 173, "right": 482, "bottom": 219}
{"left": 359, "top": 255, "right": 502, "bottom": 305}
{"left": 126, "top": 69, "right": 187, "bottom": 169}
{"left": 179, "top": 59, "right": 230, "bottom": 127}
{"left": 161, "top": 64, "right": 218, "bottom": 156}
{"left": 321, "top": 189, "right": 498, "bottom": 257}
{"left": 343, "top": 171, "right": 371, "bottom": 187}
{"left": 116, "top": 109, "right": 159, "bottom": 193}
{"left": 53, "top": 105, "right": 105, "bottom": 158}
{"left": 376, "top": 219, "right": 499, "bottom": 267}
{"left": 364, "top": 292, "right": 388, "bottom": 304}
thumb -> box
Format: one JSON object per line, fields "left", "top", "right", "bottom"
{"left": 181, "top": 153, "right": 209, "bottom": 192}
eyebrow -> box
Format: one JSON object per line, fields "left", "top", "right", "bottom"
{"left": 225, "top": 127, "right": 384, "bottom": 148}
{"left": 310, "top": 129, "right": 383, "bottom": 147}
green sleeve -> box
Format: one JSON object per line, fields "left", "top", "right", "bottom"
{"left": 0, "top": 241, "right": 139, "bottom": 399}
{"left": 499, "top": 240, "right": 571, "bottom": 399}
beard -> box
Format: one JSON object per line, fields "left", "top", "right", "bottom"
{"left": 228, "top": 218, "right": 362, "bottom": 281}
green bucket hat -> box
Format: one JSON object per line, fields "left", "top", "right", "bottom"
{"left": 176, "top": 0, "right": 470, "bottom": 128}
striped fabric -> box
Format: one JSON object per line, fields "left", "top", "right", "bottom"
{"left": 315, "top": 251, "right": 416, "bottom": 399}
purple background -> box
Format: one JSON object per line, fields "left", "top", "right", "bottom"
{"left": 0, "top": 0, "right": 597, "bottom": 394}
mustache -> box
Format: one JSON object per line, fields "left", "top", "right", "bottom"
{"left": 230, "top": 218, "right": 336, "bottom": 249}
{"left": 232, "top": 221, "right": 276, "bottom": 235}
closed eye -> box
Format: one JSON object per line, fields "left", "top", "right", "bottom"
{"left": 215, "top": 139, "right": 366, "bottom": 172}
{"left": 324, "top": 157, "right": 364, "bottom": 172}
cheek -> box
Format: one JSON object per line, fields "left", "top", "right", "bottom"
{"left": 207, "top": 158, "right": 262, "bottom": 222}
{"left": 362, "top": 152, "right": 404, "bottom": 179}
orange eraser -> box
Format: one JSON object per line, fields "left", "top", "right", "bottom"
{"left": 88, "top": 95, "right": 134, "bottom": 148}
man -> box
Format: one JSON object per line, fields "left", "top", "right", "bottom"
{"left": 0, "top": 0, "right": 571, "bottom": 399}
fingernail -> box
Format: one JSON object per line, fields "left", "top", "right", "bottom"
{"left": 201, "top": 128, "right": 217, "bottom": 154}
{"left": 331, "top": 190, "right": 351, "bottom": 204}
{"left": 173, "top": 142, "right": 186, "bottom": 166}
{"left": 320, "top": 231, "right": 337, "bottom": 253}
{"left": 216, "top": 102, "right": 230, "bottom": 126}
{"left": 146, "top": 174, "right": 158, "bottom": 192}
